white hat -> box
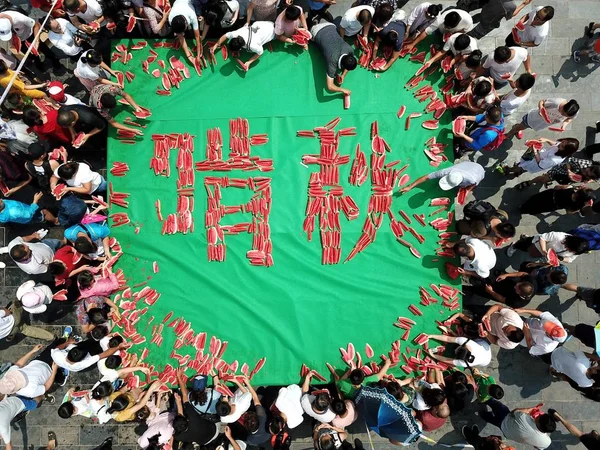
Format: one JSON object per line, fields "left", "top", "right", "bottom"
{"left": 16, "top": 280, "right": 36, "bottom": 300}
{"left": 0, "top": 19, "right": 12, "bottom": 42}
{"left": 439, "top": 171, "right": 464, "bottom": 191}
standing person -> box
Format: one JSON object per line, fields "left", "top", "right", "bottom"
{"left": 399, "top": 161, "right": 485, "bottom": 195}
{"left": 201, "top": 0, "right": 240, "bottom": 40}
{"left": 406, "top": 9, "right": 474, "bottom": 50}
{"left": 453, "top": 106, "right": 505, "bottom": 156}
{"left": 300, "top": 371, "right": 336, "bottom": 423}
{"left": 479, "top": 46, "right": 532, "bottom": 88}
{"left": 142, "top": 0, "right": 171, "bottom": 37}
{"left": 88, "top": 84, "right": 144, "bottom": 135}
{"left": 0, "top": 61, "right": 48, "bottom": 100}
{"left": 462, "top": 0, "right": 532, "bottom": 39}
{"left": 517, "top": 308, "right": 567, "bottom": 360}
{"left": 516, "top": 157, "right": 600, "bottom": 190}
{"left": 210, "top": 21, "right": 275, "bottom": 70}
{"left": 216, "top": 378, "right": 253, "bottom": 423}
{"left": 517, "top": 262, "right": 568, "bottom": 297}
{"left": 22, "top": 105, "right": 71, "bottom": 146}
{"left": 520, "top": 186, "right": 595, "bottom": 216}
{"left": 6, "top": 230, "right": 62, "bottom": 275}
{"left": 404, "top": 3, "right": 443, "bottom": 41}
{"left": 0, "top": 395, "right": 43, "bottom": 450}
{"left": 0, "top": 298, "right": 54, "bottom": 342}
{"left": 274, "top": 5, "right": 308, "bottom": 45}
{"left": 506, "top": 231, "right": 589, "bottom": 263}
{"left": 506, "top": 5, "right": 553, "bottom": 47}
{"left": 0, "top": 192, "right": 53, "bottom": 225}
{"left": 480, "top": 304, "right": 524, "bottom": 350}
{"left": 549, "top": 347, "right": 599, "bottom": 391}
{"left": 271, "top": 383, "right": 305, "bottom": 429}
{"left": 339, "top": 5, "right": 373, "bottom": 38}
{"left": 499, "top": 73, "right": 535, "bottom": 116}
{"left": 499, "top": 137, "right": 579, "bottom": 178}
{"left": 75, "top": 50, "right": 122, "bottom": 92}
{"left": 573, "top": 29, "right": 600, "bottom": 63}
{"left": 64, "top": 0, "right": 105, "bottom": 34}
{"left": 246, "top": 0, "right": 279, "bottom": 23}
{"left": 16, "top": 280, "right": 54, "bottom": 315}
{"left": 423, "top": 33, "right": 478, "bottom": 74}
{"left": 45, "top": 17, "right": 84, "bottom": 58}
{"left": 453, "top": 238, "right": 497, "bottom": 280}
{"left": 56, "top": 105, "right": 107, "bottom": 147}
{"left": 507, "top": 98, "right": 580, "bottom": 139}
{"left": 168, "top": 0, "right": 204, "bottom": 65}
{"left": 309, "top": 22, "right": 356, "bottom": 96}
{"left": 550, "top": 410, "right": 600, "bottom": 449}
{"left": 64, "top": 221, "right": 110, "bottom": 261}
{"left": 467, "top": 271, "right": 535, "bottom": 308}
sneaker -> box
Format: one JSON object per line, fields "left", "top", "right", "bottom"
{"left": 461, "top": 425, "right": 470, "bottom": 440}
{"left": 0, "top": 262, "right": 5, "bottom": 269}
{"left": 62, "top": 326, "right": 73, "bottom": 339}
{"left": 592, "top": 55, "right": 600, "bottom": 63}
{"left": 58, "top": 368, "right": 70, "bottom": 387}
{"left": 72, "top": 335, "right": 83, "bottom": 343}
{"left": 0, "top": 247, "right": 8, "bottom": 255}
{"left": 44, "top": 394, "right": 55, "bottom": 404}
{"left": 506, "top": 243, "right": 517, "bottom": 257}
{"left": 573, "top": 51, "right": 581, "bottom": 63}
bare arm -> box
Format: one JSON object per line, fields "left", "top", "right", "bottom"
{"left": 15, "top": 344, "right": 43, "bottom": 367}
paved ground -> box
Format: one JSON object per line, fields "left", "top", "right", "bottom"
{"left": 2, "top": 0, "right": 600, "bottom": 449}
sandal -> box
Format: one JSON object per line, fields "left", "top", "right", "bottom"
{"left": 48, "top": 431, "right": 57, "bottom": 450}
{"left": 587, "top": 22, "right": 595, "bottom": 38}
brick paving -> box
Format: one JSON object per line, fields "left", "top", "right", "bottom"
{"left": 1, "top": 0, "right": 600, "bottom": 449}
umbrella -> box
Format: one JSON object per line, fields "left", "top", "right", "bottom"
{"left": 355, "top": 385, "right": 422, "bottom": 446}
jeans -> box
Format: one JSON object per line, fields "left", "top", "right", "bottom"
{"left": 94, "top": 176, "right": 107, "bottom": 195}
{"left": 41, "top": 238, "right": 63, "bottom": 252}
{"left": 480, "top": 398, "right": 510, "bottom": 428}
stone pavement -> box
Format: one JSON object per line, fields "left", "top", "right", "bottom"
{"left": 1, "top": 1, "right": 600, "bottom": 449}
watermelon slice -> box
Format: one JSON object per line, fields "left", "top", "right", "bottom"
{"left": 515, "top": 20, "right": 526, "bottom": 31}
{"left": 344, "top": 94, "right": 351, "bottom": 110}
{"left": 548, "top": 126, "right": 564, "bottom": 133}
{"left": 422, "top": 119, "right": 439, "bottom": 130}
{"left": 409, "top": 51, "right": 426, "bottom": 63}
{"left": 525, "top": 140, "right": 543, "bottom": 151}
{"left": 116, "top": 71, "right": 124, "bottom": 86}
{"left": 156, "top": 89, "right": 171, "bottom": 96}
{"left": 221, "top": 46, "right": 228, "bottom": 60}
{"left": 235, "top": 58, "right": 248, "bottom": 72}
{"left": 452, "top": 118, "right": 466, "bottom": 134}
{"left": 409, "top": 247, "right": 421, "bottom": 258}
{"left": 405, "top": 112, "right": 422, "bottom": 131}
{"left": 161, "top": 73, "right": 171, "bottom": 91}
{"left": 445, "top": 262, "right": 460, "bottom": 279}
{"left": 430, "top": 197, "right": 450, "bottom": 206}
{"left": 126, "top": 15, "right": 136, "bottom": 33}
{"left": 371, "top": 57, "right": 387, "bottom": 70}
{"left": 547, "top": 249, "right": 559, "bottom": 267}
{"left": 151, "top": 69, "right": 160, "bottom": 78}
{"left": 539, "top": 105, "right": 551, "bottom": 124}
{"left": 73, "top": 132, "right": 86, "bottom": 148}
{"left": 398, "top": 174, "right": 410, "bottom": 186}
{"left": 365, "top": 344, "right": 374, "bottom": 359}
{"left": 500, "top": 73, "right": 512, "bottom": 80}
{"left": 134, "top": 108, "right": 152, "bottom": 119}
{"left": 511, "top": 28, "right": 521, "bottom": 44}
{"left": 397, "top": 105, "right": 406, "bottom": 119}
{"left": 441, "top": 55, "right": 453, "bottom": 73}
{"left": 52, "top": 183, "right": 67, "bottom": 198}
{"left": 457, "top": 187, "right": 468, "bottom": 205}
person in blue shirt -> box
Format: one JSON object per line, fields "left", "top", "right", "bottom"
{"left": 0, "top": 192, "right": 56, "bottom": 225}
{"left": 520, "top": 262, "right": 568, "bottom": 296}
{"left": 453, "top": 106, "right": 505, "bottom": 157}
{"left": 64, "top": 222, "right": 111, "bottom": 261}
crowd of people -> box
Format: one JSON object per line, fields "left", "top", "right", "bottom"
{"left": 0, "top": 0, "right": 599, "bottom": 449}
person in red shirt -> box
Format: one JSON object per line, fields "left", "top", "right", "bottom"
{"left": 414, "top": 403, "right": 449, "bottom": 432}
{"left": 22, "top": 105, "right": 71, "bottom": 145}
{"left": 30, "top": 0, "right": 66, "bottom": 17}
{"left": 48, "top": 245, "right": 88, "bottom": 288}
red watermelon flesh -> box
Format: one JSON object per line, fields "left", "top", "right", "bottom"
{"left": 441, "top": 56, "right": 453, "bottom": 73}
{"left": 422, "top": 120, "right": 439, "bottom": 130}
{"left": 540, "top": 106, "right": 552, "bottom": 124}
{"left": 515, "top": 20, "right": 526, "bottom": 31}
{"left": 397, "top": 105, "right": 406, "bottom": 119}
{"left": 445, "top": 262, "right": 460, "bottom": 279}
{"left": 398, "top": 174, "right": 410, "bottom": 186}
{"left": 457, "top": 187, "right": 468, "bottom": 205}
{"left": 452, "top": 118, "right": 466, "bottom": 134}
{"left": 547, "top": 249, "right": 559, "bottom": 267}
{"left": 73, "top": 133, "right": 86, "bottom": 148}
{"left": 126, "top": 15, "right": 136, "bottom": 33}
{"left": 525, "top": 140, "right": 543, "bottom": 151}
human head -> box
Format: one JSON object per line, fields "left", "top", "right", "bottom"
{"left": 87, "top": 307, "right": 109, "bottom": 325}
{"left": 215, "top": 398, "right": 232, "bottom": 416}
{"left": 496, "top": 222, "right": 516, "bottom": 239}
{"left": 58, "top": 401, "right": 75, "bottom": 418}
{"left": 22, "top": 106, "right": 44, "bottom": 127}
{"left": 563, "top": 99, "right": 580, "bottom": 117}
{"left": 47, "top": 81, "right": 67, "bottom": 103}
{"left": 173, "top": 414, "right": 189, "bottom": 433}
{"left": 107, "top": 394, "right": 131, "bottom": 414}
{"left": 204, "top": 9, "right": 220, "bottom": 27}
{"left": 57, "top": 110, "right": 77, "bottom": 128}
{"left": 453, "top": 241, "right": 473, "bottom": 259}
{"left": 171, "top": 15, "right": 187, "bottom": 34}
{"left": 494, "top": 46, "right": 512, "bottom": 63}
{"left": 78, "top": 270, "right": 95, "bottom": 289}
{"left": 556, "top": 138, "right": 579, "bottom": 157}
{"left": 48, "top": 261, "right": 66, "bottom": 276}
{"left": 473, "top": 80, "right": 492, "bottom": 98}
{"left": 515, "top": 281, "right": 534, "bottom": 300}
{"left": 90, "top": 325, "right": 108, "bottom": 341}
{"left": 105, "top": 355, "right": 122, "bottom": 369}
{"left": 109, "top": 335, "right": 124, "bottom": 348}
{"left": 357, "top": 8, "right": 372, "bottom": 25}
{"left": 454, "top": 345, "right": 475, "bottom": 364}
{"left": 383, "top": 29, "right": 399, "bottom": 46}
{"left": 243, "top": 410, "right": 260, "bottom": 433}
{"left": 341, "top": 54, "right": 357, "bottom": 71}
{"left": 317, "top": 432, "right": 336, "bottom": 450}
{"left": 74, "top": 236, "right": 97, "bottom": 254}
{"left": 81, "top": 49, "right": 102, "bottom": 66}
{"left": 488, "top": 384, "right": 504, "bottom": 400}
{"left": 313, "top": 392, "right": 331, "bottom": 412}
{"left": 455, "top": 219, "right": 472, "bottom": 235}
{"left": 189, "top": 388, "right": 208, "bottom": 405}
{"left": 564, "top": 235, "right": 589, "bottom": 254}
{"left": 454, "top": 34, "right": 471, "bottom": 52}
{"left": 331, "top": 398, "right": 347, "bottom": 416}
{"left": 10, "top": 244, "right": 31, "bottom": 263}
{"left": 574, "top": 188, "right": 596, "bottom": 206}
{"left": 373, "top": 3, "right": 393, "bottom": 27}
{"left": 443, "top": 11, "right": 461, "bottom": 29}
{"left": 92, "top": 380, "right": 114, "bottom": 399}
{"left": 549, "top": 269, "right": 567, "bottom": 285}
{"left": 100, "top": 93, "right": 117, "bottom": 110}
{"left": 135, "top": 406, "right": 151, "bottom": 422}
{"left": 581, "top": 164, "right": 600, "bottom": 182}
{"left": 535, "top": 414, "right": 557, "bottom": 433}
{"left": 450, "top": 371, "right": 467, "bottom": 385}
{"left": 5, "top": 92, "right": 23, "bottom": 108}
{"left": 434, "top": 403, "right": 450, "bottom": 419}
{"left": 516, "top": 73, "right": 536, "bottom": 91}
{"left": 64, "top": 0, "right": 81, "bottom": 13}
{"left": 465, "top": 50, "right": 482, "bottom": 69}
{"left": 439, "top": 170, "right": 464, "bottom": 190}
{"left": 284, "top": 5, "right": 301, "bottom": 21}
{"left": 349, "top": 368, "right": 365, "bottom": 385}
{"left": 67, "top": 346, "right": 87, "bottom": 363}
{"left": 486, "top": 106, "right": 503, "bottom": 124}
{"left": 27, "top": 142, "right": 50, "bottom": 161}
{"left": 503, "top": 325, "right": 524, "bottom": 343}
{"left": 534, "top": 6, "right": 554, "bottom": 23}
{"left": 228, "top": 36, "right": 245, "bottom": 52}
{"left": 470, "top": 220, "right": 487, "bottom": 239}
{"left": 269, "top": 415, "right": 286, "bottom": 435}
{"left": 421, "top": 387, "right": 446, "bottom": 407}
{"left": 580, "top": 430, "right": 600, "bottom": 447}
{"left": 426, "top": 4, "right": 443, "bottom": 19}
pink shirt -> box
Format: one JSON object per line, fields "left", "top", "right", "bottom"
{"left": 331, "top": 400, "right": 358, "bottom": 428}
{"left": 79, "top": 272, "right": 119, "bottom": 299}
{"left": 274, "top": 6, "right": 301, "bottom": 37}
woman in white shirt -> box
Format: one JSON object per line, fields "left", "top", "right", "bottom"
{"left": 75, "top": 49, "right": 122, "bottom": 91}
{"left": 500, "top": 72, "right": 535, "bottom": 116}
{"left": 51, "top": 161, "right": 106, "bottom": 195}
{"left": 507, "top": 231, "right": 590, "bottom": 263}
{"left": 507, "top": 98, "right": 580, "bottom": 139}
{"left": 46, "top": 17, "right": 83, "bottom": 57}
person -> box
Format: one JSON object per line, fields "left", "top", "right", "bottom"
{"left": 64, "top": 221, "right": 111, "bottom": 260}
{"left": 516, "top": 262, "right": 568, "bottom": 296}
{"left": 454, "top": 238, "right": 497, "bottom": 279}
{"left": 457, "top": 76, "right": 496, "bottom": 113}
{"left": 173, "top": 368, "right": 219, "bottom": 445}
{"left": 516, "top": 157, "right": 600, "bottom": 190}
{"left": 64, "top": 0, "right": 105, "bottom": 34}
{"left": 217, "top": 377, "right": 252, "bottom": 423}
{"left": 468, "top": 270, "right": 535, "bottom": 308}
{"left": 481, "top": 400, "right": 555, "bottom": 449}
{"left": 0, "top": 61, "right": 48, "bottom": 100}
{"left": 51, "top": 336, "right": 126, "bottom": 372}
{"left": 573, "top": 29, "right": 600, "bottom": 63}
{"left": 336, "top": 357, "right": 390, "bottom": 399}
{"left": 404, "top": 3, "right": 443, "bottom": 41}
{"left": 56, "top": 104, "right": 107, "bottom": 147}
{"left": 76, "top": 295, "right": 119, "bottom": 332}
{"left": 22, "top": 105, "right": 71, "bottom": 145}
{"left": 339, "top": 5, "right": 373, "bottom": 38}
{"left": 240, "top": 378, "right": 270, "bottom": 446}
{"left": 549, "top": 346, "right": 599, "bottom": 391}
{"left": 274, "top": 5, "right": 308, "bottom": 44}
{"left": 426, "top": 335, "right": 492, "bottom": 368}
{"left": 507, "top": 98, "right": 580, "bottom": 139}
{"left": 506, "top": 231, "right": 589, "bottom": 263}
{"left": 16, "top": 280, "right": 54, "bottom": 315}
{"left": 480, "top": 304, "right": 524, "bottom": 350}
{"left": 499, "top": 137, "right": 579, "bottom": 178}
{"left": 211, "top": 22, "right": 275, "bottom": 70}
{"left": 0, "top": 192, "right": 54, "bottom": 224}
{"left": 507, "top": 5, "right": 553, "bottom": 48}
{"left": 88, "top": 84, "right": 144, "bottom": 136}
{"left": 560, "top": 283, "right": 600, "bottom": 314}
{"left": 107, "top": 380, "right": 162, "bottom": 422}
{"left": 407, "top": 9, "right": 474, "bottom": 50}
{"left": 313, "top": 422, "right": 347, "bottom": 450}
{"left": 271, "top": 383, "right": 305, "bottom": 429}
{"left": 370, "top": 10, "right": 406, "bottom": 72}
{"left": 331, "top": 397, "right": 358, "bottom": 429}
{"left": 0, "top": 299, "right": 54, "bottom": 342}
{"left": 399, "top": 161, "right": 485, "bottom": 195}
{"left": 246, "top": 0, "right": 278, "bottom": 23}
{"left": 453, "top": 106, "right": 505, "bottom": 156}
{"left": 0, "top": 394, "right": 41, "bottom": 450}
{"left": 309, "top": 22, "right": 356, "bottom": 96}
{"left": 300, "top": 371, "right": 336, "bottom": 422}
{"left": 45, "top": 17, "right": 84, "bottom": 57}
{"left": 463, "top": 0, "right": 533, "bottom": 39}
{"left": 0, "top": 343, "right": 67, "bottom": 399}
{"left": 424, "top": 33, "right": 478, "bottom": 74}
{"left": 443, "top": 371, "right": 474, "bottom": 413}
{"left": 550, "top": 410, "right": 600, "bottom": 449}
{"left": 499, "top": 72, "right": 535, "bottom": 116}
{"left": 471, "top": 368, "right": 504, "bottom": 404}
{"left": 0, "top": 10, "right": 41, "bottom": 51}
{"left": 517, "top": 308, "right": 567, "bottom": 360}
{"left": 479, "top": 46, "right": 532, "bottom": 88}
{"left": 188, "top": 371, "right": 222, "bottom": 416}
{"left": 47, "top": 81, "right": 84, "bottom": 107}
{"left": 520, "top": 186, "right": 596, "bottom": 216}
{"left": 570, "top": 223, "right": 600, "bottom": 252}
{"left": 142, "top": 0, "right": 171, "bottom": 37}
{"left": 461, "top": 424, "right": 511, "bottom": 450}
{"left": 78, "top": 269, "right": 119, "bottom": 298}
{"left": 51, "top": 161, "right": 106, "bottom": 197}
{"left": 201, "top": 0, "right": 239, "bottom": 40}
{"left": 168, "top": 0, "right": 204, "bottom": 65}
{"left": 455, "top": 49, "right": 483, "bottom": 83}
{"left": 6, "top": 230, "right": 62, "bottom": 275}
{"left": 138, "top": 408, "right": 177, "bottom": 448}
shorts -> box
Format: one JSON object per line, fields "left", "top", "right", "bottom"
{"left": 521, "top": 113, "right": 532, "bottom": 129}
{"left": 17, "top": 396, "right": 39, "bottom": 411}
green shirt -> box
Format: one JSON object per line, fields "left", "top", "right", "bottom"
{"left": 337, "top": 374, "right": 378, "bottom": 398}
{"left": 475, "top": 373, "right": 496, "bottom": 403}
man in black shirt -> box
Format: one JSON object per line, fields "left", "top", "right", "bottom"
{"left": 57, "top": 105, "right": 107, "bottom": 148}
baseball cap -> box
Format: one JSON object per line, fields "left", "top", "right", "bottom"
{"left": 47, "top": 81, "right": 66, "bottom": 103}
{"left": 21, "top": 290, "right": 45, "bottom": 308}
{"left": 0, "top": 18, "right": 12, "bottom": 42}
{"left": 0, "top": 369, "right": 27, "bottom": 394}
{"left": 439, "top": 171, "right": 464, "bottom": 191}
{"left": 543, "top": 320, "right": 566, "bottom": 339}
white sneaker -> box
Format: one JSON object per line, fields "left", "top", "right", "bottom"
{"left": 0, "top": 262, "right": 5, "bottom": 269}
{"left": 36, "top": 229, "right": 48, "bottom": 239}
{"left": 0, "top": 247, "right": 8, "bottom": 255}
{"left": 506, "top": 243, "right": 517, "bottom": 257}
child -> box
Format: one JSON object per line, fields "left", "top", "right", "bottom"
{"left": 500, "top": 73, "right": 536, "bottom": 116}
{"left": 78, "top": 269, "right": 120, "bottom": 299}
{"left": 471, "top": 368, "right": 504, "bottom": 403}
{"left": 336, "top": 356, "right": 391, "bottom": 399}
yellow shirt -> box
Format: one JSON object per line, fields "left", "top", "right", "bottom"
{"left": 108, "top": 392, "right": 136, "bottom": 422}
{"left": 0, "top": 69, "right": 45, "bottom": 99}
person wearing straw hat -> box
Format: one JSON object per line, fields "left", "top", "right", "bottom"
{"left": 16, "top": 280, "right": 53, "bottom": 315}
{"left": 399, "top": 160, "right": 485, "bottom": 195}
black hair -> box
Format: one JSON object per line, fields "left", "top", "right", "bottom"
{"left": 229, "top": 36, "right": 245, "bottom": 52}
{"left": 75, "top": 236, "right": 97, "bottom": 254}
{"left": 454, "top": 34, "right": 471, "bottom": 52}
{"left": 547, "top": 269, "right": 566, "bottom": 285}
{"left": 67, "top": 346, "right": 87, "bottom": 363}
{"left": 215, "top": 399, "right": 232, "bottom": 416}
{"left": 92, "top": 381, "right": 114, "bottom": 400}
{"left": 320, "top": 435, "right": 335, "bottom": 450}
{"left": 451, "top": 371, "right": 467, "bottom": 385}
{"left": 64, "top": 0, "right": 79, "bottom": 12}
{"left": 204, "top": 9, "right": 220, "bottom": 27}
{"left": 313, "top": 392, "right": 331, "bottom": 411}
{"left": 357, "top": 9, "right": 372, "bottom": 25}
{"left": 81, "top": 49, "right": 102, "bottom": 65}
{"left": 517, "top": 281, "right": 534, "bottom": 299}
{"left": 563, "top": 99, "right": 580, "bottom": 117}
{"left": 382, "top": 380, "right": 403, "bottom": 400}
{"left": 517, "top": 72, "right": 536, "bottom": 91}
{"left": 537, "top": 414, "right": 557, "bottom": 433}
{"left": 496, "top": 222, "right": 516, "bottom": 238}
{"left": 57, "top": 161, "right": 78, "bottom": 180}
{"left": 556, "top": 138, "right": 579, "bottom": 157}
{"left": 6, "top": 92, "right": 22, "bottom": 105}
{"left": 426, "top": 4, "right": 443, "bottom": 17}
{"left": 506, "top": 328, "right": 524, "bottom": 343}
{"left": 447, "top": 382, "right": 468, "bottom": 399}
{"left": 453, "top": 241, "right": 471, "bottom": 257}
{"left": 486, "top": 106, "right": 503, "bottom": 123}
{"left": 27, "top": 142, "right": 50, "bottom": 161}
{"left": 284, "top": 5, "right": 301, "bottom": 21}
{"left": 78, "top": 270, "right": 95, "bottom": 289}
{"left": 173, "top": 414, "right": 189, "bottom": 433}
{"left": 539, "top": 6, "right": 554, "bottom": 21}
{"left": 465, "top": 49, "right": 482, "bottom": 68}
{"left": 87, "top": 307, "right": 109, "bottom": 325}
{"left": 341, "top": 54, "right": 357, "bottom": 71}
{"left": 109, "top": 335, "right": 124, "bottom": 347}
{"left": 244, "top": 410, "right": 260, "bottom": 433}
{"left": 189, "top": 389, "right": 208, "bottom": 405}
{"left": 23, "top": 106, "right": 43, "bottom": 126}
{"left": 443, "top": 11, "right": 460, "bottom": 29}
{"left": 9, "top": 244, "right": 28, "bottom": 263}
{"left": 373, "top": 3, "right": 393, "bottom": 27}
{"left": 105, "top": 355, "right": 122, "bottom": 369}
{"left": 473, "top": 80, "right": 492, "bottom": 97}
{"left": 421, "top": 387, "right": 446, "bottom": 407}
{"left": 58, "top": 401, "right": 74, "bottom": 418}
{"left": 564, "top": 235, "right": 590, "bottom": 254}
{"left": 331, "top": 398, "right": 347, "bottom": 415}
{"left": 107, "top": 394, "right": 131, "bottom": 414}
{"left": 90, "top": 325, "right": 108, "bottom": 340}
{"left": 135, "top": 406, "right": 151, "bottom": 422}
{"left": 488, "top": 384, "right": 504, "bottom": 400}
{"left": 349, "top": 368, "right": 365, "bottom": 385}
{"left": 574, "top": 188, "right": 596, "bottom": 206}
{"left": 100, "top": 93, "right": 117, "bottom": 110}
{"left": 585, "top": 387, "right": 600, "bottom": 402}
{"left": 57, "top": 109, "right": 76, "bottom": 127}
{"left": 455, "top": 219, "right": 472, "bottom": 235}
{"left": 269, "top": 415, "right": 286, "bottom": 434}
{"left": 494, "top": 46, "right": 511, "bottom": 64}
{"left": 0, "top": 60, "right": 7, "bottom": 75}
{"left": 383, "top": 29, "right": 399, "bottom": 46}
{"left": 171, "top": 15, "right": 187, "bottom": 34}
{"left": 580, "top": 431, "right": 600, "bottom": 446}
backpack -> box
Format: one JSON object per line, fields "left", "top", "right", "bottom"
{"left": 479, "top": 125, "right": 506, "bottom": 152}
{"left": 570, "top": 227, "right": 600, "bottom": 251}
{"left": 463, "top": 200, "right": 496, "bottom": 223}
